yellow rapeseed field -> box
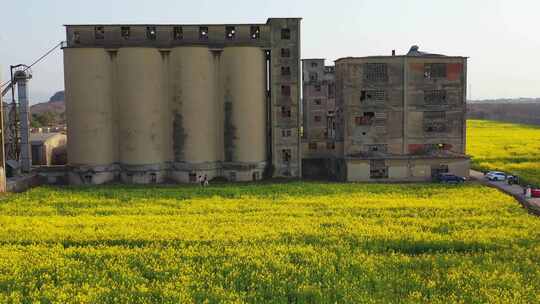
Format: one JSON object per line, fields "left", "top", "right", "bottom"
{"left": 1, "top": 182, "right": 539, "bottom": 303}
{"left": 467, "top": 119, "right": 540, "bottom": 186}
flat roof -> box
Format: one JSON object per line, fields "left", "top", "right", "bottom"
{"left": 335, "top": 55, "right": 468, "bottom": 62}
{"left": 64, "top": 18, "right": 302, "bottom": 27}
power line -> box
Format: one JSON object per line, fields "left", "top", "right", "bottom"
{"left": 0, "top": 41, "right": 63, "bottom": 89}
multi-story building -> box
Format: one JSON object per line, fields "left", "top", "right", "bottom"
{"left": 63, "top": 18, "right": 301, "bottom": 184}
{"left": 334, "top": 46, "right": 469, "bottom": 181}
{"left": 301, "top": 59, "right": 342, "bottom": 178}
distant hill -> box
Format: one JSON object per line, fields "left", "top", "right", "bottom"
{"left": 29, "top": 91, "right": 65, "bottom": 127}
{"left": 49, "top": 91, "right": 65, "bottom": 102}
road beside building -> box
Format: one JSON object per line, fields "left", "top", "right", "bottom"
{"left": 470, "top": 170, "right": 540, "bottom": 215}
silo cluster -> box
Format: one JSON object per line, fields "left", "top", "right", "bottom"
{"left": 64, "top": 46, "right": 267, "bottom": 184}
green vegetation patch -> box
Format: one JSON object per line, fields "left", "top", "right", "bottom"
{"left": 467, "top": 119, "right": 540, "bottom": 186}
{"left": 1, "top": 182, "right": 539, "bottom": 303}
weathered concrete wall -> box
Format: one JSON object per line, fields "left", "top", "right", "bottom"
{"left": 269, "top": 18, "right": 302, "bottom": 178}
{"left": 302, "top": 59, "right": 339, "bottom": 162}
{"left": 170, "top": 47, "right": 219, "bottom": 164}
{"left": 336, "top": 57, "right": 405, "bottom": 158}
{"left": 346, "top": 160, "right": 370, "bottom": 181}
{"left": 117, "top": 48, "right": 167, "bottom": 166}
{"left": 406, "top": 57, "right": 466, "bottom": 155}
{"left": 345, "top": 157, "right": 469, "bottom": 182}
{"left": 64, "top": 48, "right": 115, "bottom": 167}
{"left": 222, "top": 47, "right": 267, "bottom": 163}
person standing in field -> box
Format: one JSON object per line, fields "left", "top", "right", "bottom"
{"left": 198, "top": 175, "right": 204, "bottom": 187}
{"left": 204, "top": 174, "right": 209, "bottom": 187}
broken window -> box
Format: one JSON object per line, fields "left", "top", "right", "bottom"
{"left": 73, "top": 31, "right": 81, "bottom": 44}
{"left": 424, "top": 90, "right": 447, "bottom": 105}
{"left": 424, "top": 63, "right": 447, "bottom": 79}
{"left": 424, "top": 111, "right": 446, "bottom": 120}
{"left": 199, "top": 26, "right": 209, "bottom": 39}
{"left": 311, "top": 62, "right": 318, "bottom": 67}
{"left": 314, "top": 115, "right": 322, "bottom": 122}
{"left": 370, "top": 160, "right": 388, "bottom": 179}
{"left": 424, "top": 111, "right": 447, "bottom": 133}
{"left": 281, "top": 28, "right": 291, "bottom": 40}
{"left": 281, "top": 106, "right": 291, "bottom": 118}
{"left": 173, "top": 26, "right": 183, "bottom": 40}
{"left": 367, "top": 144, "right": 388, "bottom": 153}
{"left": 281, "top": 66, "right": 291, "bottom": 76}
{"left": 146, "top": 26, "right": 157, "bottom": 40}
{"left": 282, "top": 149, "right": 292, "bottom": 163}
{"left": 327, "top": 142, "right": 335, "bottom": 150}
{"left": 315, "top": 84, "right": 321, "bottom": 92}
{"left": 360, "top": 90, "right": 386, "bottom": 103}
{"left": 309, "top": 143, "right": 317, "bottom": 150}
{"left": 364, "top": 63, "right": 388, "bottom": 82}
{"left": 281, "top": 48, "right": 291, "bottom": 58}
{"left": 313, "top": 99, "right": 322, "bottom": 106}
{"left": 250, "top": 26, "right": 260, "bottom": 39}
{"left": 309, "top": 72, "right": 318, "bottom": 82}
{"left": 95, "top": 26, "right": 105, "bottom": 40}
{"left": 281, "top": 129, "right": 292, "bottom": 137}
{"left": 121, "top": 26, "right": 130, "bottom": 39}
{"left": 281, "top": 85, "right": 291, "bottom": 96}
{"left": 226, "top": 26, "right": 236, "bottom": 39}
{"left": 328, "top": 84, "right": 335, "bottom": 98}
{"left": 355, "top": 112, "right": 375, "bottom": 126}
{"left": 431, "top": 164, "right": 449, "bottom": 177}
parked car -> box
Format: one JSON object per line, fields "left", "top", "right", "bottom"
{"left": 486, "top": 171, "right": 506, "bottom": 181}
{"left": 531, "top": 189, "right": 540, "bottom": 198}
{"left": 437, "top": 173, "right": 466, "bottom": 184}
{"left": 507, "top": 175, "right": 519, "bottom": 185}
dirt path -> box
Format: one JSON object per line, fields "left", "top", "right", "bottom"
{"left": 470, "top": 170, "right": 540, "bottom": 215}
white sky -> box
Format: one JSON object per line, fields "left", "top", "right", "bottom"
{"left": 1, "top": 0, "right": 539, "bottom": 103}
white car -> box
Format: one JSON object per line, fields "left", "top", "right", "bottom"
{"left": 486, "top": 171, "right": 506, "bottom": 181}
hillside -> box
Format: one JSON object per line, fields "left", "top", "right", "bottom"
{"left": 29, "top": 91, "right": 65, "bottom": 127}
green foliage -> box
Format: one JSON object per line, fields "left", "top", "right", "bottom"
{"left": 31, "top": 111, "right": 57, "bottom": 128}
{"left": 467, "top": 119, "right": 540, "bottom": 186}
{"left": 1, "top": 182, "right": 539, "bottom": 303}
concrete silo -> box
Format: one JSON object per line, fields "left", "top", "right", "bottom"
{"left": 221, "top": 47, "right": 267, "bottom": 181}
{"left": 116, "top": 48, "right": 168, "bottom": 183}
{"left": 169, "top": 46, "right": 221, "bottom": 182}
{"left": 64, "top": 48, "right": 116, "bottom": 184}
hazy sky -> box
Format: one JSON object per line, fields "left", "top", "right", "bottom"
{"left": 1, "top": 0, "right": 539, "bottom": 103}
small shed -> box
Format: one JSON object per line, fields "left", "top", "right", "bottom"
{"left": 30, "top": 133, "right": 67, "bottom": 166}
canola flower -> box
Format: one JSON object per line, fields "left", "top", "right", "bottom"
{"left": 0, "top": 182, "right": 539, "bottom": 303}
{"left": 467, "top": 119, "right": 540, "bottom": 186}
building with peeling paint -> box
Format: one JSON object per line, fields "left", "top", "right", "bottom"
{"left": 301, "top": 59, "right": 343, "bottom": 179}
{"left": 63, "top": 18, "right": 301, "bottom": 184}
{"left": 332, "top": 46, "right": 469, "bottom": 181}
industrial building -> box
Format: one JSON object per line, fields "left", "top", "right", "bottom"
{"left": 63, "top": 18, "right": 301, "bottom": 184}
{"left": 301, "top": 59, "right": 342, "bottom": 179}
{"left": 334, "top": 46, "right": 469, "bottom": 181}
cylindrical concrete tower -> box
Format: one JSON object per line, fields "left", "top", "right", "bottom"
{"left": 221, "top": 47, "right": 267, "bottom": 164}
{"left": 117, "top": 48, "right": 167, "bottom": 182}
{"left": 170, "top": 47, "right": 220, "bottom": 163}
{"left": 64, "top": 48, "right": 116, "bottom": 184}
